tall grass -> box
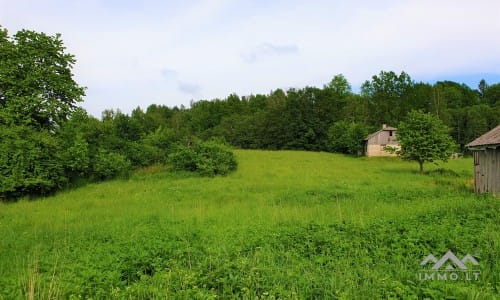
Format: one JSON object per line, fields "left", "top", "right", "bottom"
{"left": 0, "top": 150, "right": 498, "bottom": 299}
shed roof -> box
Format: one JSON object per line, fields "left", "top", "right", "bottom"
{"left": 466, "top": 125, "right": 500, "bottom": 148}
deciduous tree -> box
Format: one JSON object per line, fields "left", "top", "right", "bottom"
{"left": 0, "top": 27, "right": 85, "bottom": 129}
{"left": 388, "top": 110, "right": 455, "bottom": 174}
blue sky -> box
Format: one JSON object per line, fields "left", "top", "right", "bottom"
{"left": 1, "top": 0, "right": 499, "bottom": 117}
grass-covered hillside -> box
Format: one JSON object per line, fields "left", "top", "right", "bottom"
{"left": 0, "top": 150, "right": 498, "bottom": 299}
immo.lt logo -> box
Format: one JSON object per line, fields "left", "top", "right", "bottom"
{"left": 418, "top": 250, "right": 480, "bottom": 281}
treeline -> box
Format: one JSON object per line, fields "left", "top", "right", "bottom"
{"left": 118, "top": 72, "right": 499, "bottom": 153}
{"left": 1, "top": 26, "right": 499, "bottom": 199}
{"left": 89, "top": 71, "right": 499, "bottom": 162}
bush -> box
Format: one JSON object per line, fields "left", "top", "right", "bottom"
{"left": 141, "top": 127, "right": 179, "bottom": 164}
{"left": 91, "top": 149, "right": 131, "bottom": 180}
{"left": 62, "top": 133, "right": 90, "bottom": 177}
{"left": 169, "top": 139, "right": 237, "bottom": 176}
{"left": 0, "top": 125, "right": 67, "bottom": 199}
{"left": 327, "top": 121, "right": 370, "bottom": 155}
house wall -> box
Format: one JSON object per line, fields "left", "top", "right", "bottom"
{"left": 366, "top": 144, "right": 400, "bottom": 157}
{"left": 473, "top": 148, "right": 500, "bottom": 195}
{"left": 366, "top": 130, "right": 399, "bottom": 157}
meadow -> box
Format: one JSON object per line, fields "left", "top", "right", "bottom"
{"left": 0, "top": 150, "right": 498, "bottom": 299}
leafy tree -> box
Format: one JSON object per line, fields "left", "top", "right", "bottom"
{"left": 92, "top": 149, "right": 131, "bottom": 180}
{"left": 325, "top": 74, "right": 351, "bottom": 98}
{"left": 389, "top": 110, "right": 455, "bottom": 174}
{"left": 343, "top": 94, "right": 370, "bottom": 123}
{"left": 484, "top": 83, "right": 500, "bottom": 107}
{"left": 0, "top": 26, "right": 85, "bottom": 199}
{"left": 405, "top": 82, "right": 434, "bottom": 112}
{"left": 0, "top": 125, "right": 66, "bottom": 198}
{"left": 327, "top": 121, "right": 370, "bottom": 155}
{"left": 361, "top": 71, "right": 414, "bottom": 126}
{"left": 478, "top": 79, "right": 488, "bottom": 100}
{"left": 0, "top": 27, "right": 85, "bottom": 129}
{"left": 433, "top": 81, "right": 478, "bottom": 109}
{"left": 258, "top": 89, "right": 288, "bottom": 149}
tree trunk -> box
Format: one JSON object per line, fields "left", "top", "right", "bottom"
{"left": 419, "top": 161, "right": 424, "bottom": 175}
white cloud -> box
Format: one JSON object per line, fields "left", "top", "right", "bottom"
{"left": 241, "top": 43, "right": 299, "bottom": 63}
{"left": 178, "top": 81, "right": 202, "bottom": 95}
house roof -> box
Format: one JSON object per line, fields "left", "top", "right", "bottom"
{"left": 365, "top": 125, "right": 397, "bottom": 140}
{"left": 466, "top": 125, "right": 500, "bottom": 148}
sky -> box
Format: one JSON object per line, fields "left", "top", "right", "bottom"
{"left": 1, "top": 0, "right": 500, "bottom": 117}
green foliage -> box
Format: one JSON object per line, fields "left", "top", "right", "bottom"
{"left": 0, "top": 26, "right": 85, "bottom": 129}
{"left": 391, "top": 110, "right": 456, "bottom": 174}
{"left": 324, "top": 74, "right": 352, "bottom": 97}
{"left": 484, "top": 82, "right": 500, "bottom": 107}
{"left": 361, "top": 71, "right": 414, "bottom": 126}
{"left": 327, "top": 121, "right": 370, "bottom": 155}
{"left": 62, "top": 133, "right": 90, "bottom": 176}
{"left": 91, "top": 149, "right": 131, "bottom": 180}
{"left": 169, "top": 139, "right": 238, "bottom": 176}
{"left": 0, "top": 26, "right": 86, "bottom": 199}
{"left": 0, "top": 125, "right": 66, "bottom": 198}
{"left": 140, "top": 126, "right": 179, "bottom": 164}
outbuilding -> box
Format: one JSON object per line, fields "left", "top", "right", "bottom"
{"left": 364, "top": 124, "right": 400, "bottom": 157}
{"left": 466, "top": 125, "right": 500, "bottom": 195}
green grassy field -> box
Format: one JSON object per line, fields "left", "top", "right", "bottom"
{"left": 0, "top": 150, "right": 498, "bottom": 299}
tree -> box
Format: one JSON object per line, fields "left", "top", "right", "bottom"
{"left": 0, "top": 27, "right": 85, "bottom": 199}
{"left": 325, "top": 74, "right": 351, "bottom": 98}
{"left": 0, "top": 125, "right": 66, "bottom": 198}
{"left": 478, "top": 79, "right": 488, "bottom": 100}
{"left": 361, "top": 71, "right": 414, "bottom": 126}
{"left": 484, "top": 83, "right": 500, "bottom": 107}
{"left": 389, "top": 110, "right": 455, "bottom": 174}
{"left": 0, "top": 27, "right": 85, "bottom": 129}
{"left": 327, "top": 121, "right": 370, "bottom": 155}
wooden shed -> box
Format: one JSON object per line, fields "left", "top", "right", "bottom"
{"left": 364, "top": 124, "right": 400, "bottom": 157}
{"left": 466, "top": 125, "right": 500, "bottom": 195}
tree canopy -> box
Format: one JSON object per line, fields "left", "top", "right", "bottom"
{"left": 390, "top": 110, "right": 456, "bottom": 174}
{"left": 0, "top": 26, "right": 85, "bottom": 129}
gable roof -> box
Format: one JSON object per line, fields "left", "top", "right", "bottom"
{"left": 365, "top": 125, "right": 397, "bottom": 141}
{"left": 466, "top": 125, "right": 500, "bottom": 148}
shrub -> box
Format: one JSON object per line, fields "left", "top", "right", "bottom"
{"left": 141, "top": 127, "right": 179, "bottom": 164}
{"left": 0, "top": 125, "right": 67, "bottom": 199}
{"left": 327, "top": 121, "right": 370, "bottom": 155}
{"left": 91, "top": 149, "right": 131, "bottom": 180}
{"left": 169, "top": 139, "right": 237, "bottom": 176}
{"left": 62, "top": 133, "right": 90, "bottom": 177}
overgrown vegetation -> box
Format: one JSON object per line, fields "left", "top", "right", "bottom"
{"left": 169, "top": 138, "right": 237, "bottom": 176}
{"left": 387, "top": 110, "right": 456, "bottom": 174}
{"left": 1, "top": 25, "right": 499, "bottom": 199}
{"left": 0, "top": 151, "right": 498, "bottom": 299}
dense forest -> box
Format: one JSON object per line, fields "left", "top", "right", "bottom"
{"left": 92, "top": 72, "right": 500, "bottom": 154}
{"left": 1, "top": 27, "right": 499, "bottom": 199}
